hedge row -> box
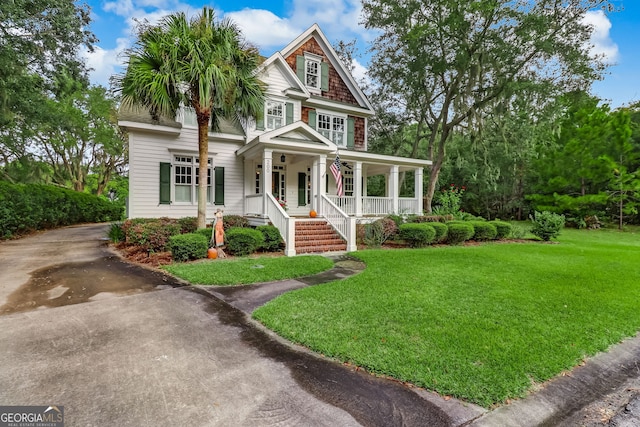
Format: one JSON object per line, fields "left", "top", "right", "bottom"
{"left": 0, "top": 182, "right": 123, "bottom": 238}
{"left": 396, "top": 220, "right": 513, "bottom": 247}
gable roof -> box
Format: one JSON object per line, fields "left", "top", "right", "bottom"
{"left": 258, "top": 52, "right": 311, "bottom": 100}
{"left": 236, "top": 121, "right": 337, "bottom": 158}
{"left": 279, "top": 24, "right": 374, "bottom": 112}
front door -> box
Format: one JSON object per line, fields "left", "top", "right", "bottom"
{"left": 271, "top": 166, "right": 286, "bottom": 201}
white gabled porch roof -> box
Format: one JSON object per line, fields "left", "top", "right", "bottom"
{"left": 236, "top": 121, "right": 337, "bottom": 159}
{"left": 236, "top": 121, "right": 433, "bottom": 172}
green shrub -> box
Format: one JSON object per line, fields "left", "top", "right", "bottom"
{"left": 108, "top": 222, "right": 125, "bottom": 243}
{"left": 0, "top": 182, "right": 122, "bottom": 239}
{"left": 169, "top": 233, "right": 208, "bottom": 262}
{"left": 493, "top": 221, "right": 512, "bottom": 239}
{"left": 408, "top": 214, "right": 453, "bottom": 223}
{"left": 364, "top": 218, "right": 398, "bottom": 247}
{"left": 257, "top": 225, "right": 283, "bottom": 252}
{"left": 194, "top": 227, "right": 214, "bottom": 245}
{"left": 226, "top": 227, "right": 264, "bottom": 256}
{"left": 446, "top": 222, "right": 475, "bottom": 245}
{"left": 429, "top": 222, "right": 448, "bottom": 243}
{"left": 399, "top": 223, "right": 436, "bottom": 247}
{"left": 178, "top": 217, "right": 198, "bottom": 234}
{"left": 386, "top": 214, "right": 404, "bottom": 228}
{"left": 510, "top": 222, "right": 527, "bottom": 239}
{"left": 122, "top": 217, "right": 181, "bottom": 252}
{"left": 223, "top": 215, "right": 249, "bottom": 231}
{"left": 530, "top": 210, "right": 565, "bottom": 241}
{"left": 469, "top": 221, "right": 497, "bottom": 241}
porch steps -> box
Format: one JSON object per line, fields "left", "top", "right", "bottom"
{"left": 295, "top": 220, "right": 347, "bottom": 254}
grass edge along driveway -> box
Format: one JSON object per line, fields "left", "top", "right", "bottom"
{"left": 252, "top": 228, "right": 640, "bottom": 407}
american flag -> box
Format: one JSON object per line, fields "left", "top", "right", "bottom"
{"left": 329, "top": 154, "right": 343, "bottom": 197}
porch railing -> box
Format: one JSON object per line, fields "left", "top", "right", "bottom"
{"left": 266, "top": 193, "right": 296, "bottom": 256}
{"left": 363, "top": 197, "right": 392, "bottom": 215}
{"left": 325, "top": 195, "right": 355, "bottom": 215}
{"left": 320, "top": 195, "right": 357, "bottom": 252}
{"left": 398, "top": 197, "right": 420, "bottom": 215}
{"left": 245, "top": 194, "right": 262, "bottom": 216}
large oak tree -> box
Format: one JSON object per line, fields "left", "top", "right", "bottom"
{"left": 362, "top": 0, "right": 612, "bottom": 211}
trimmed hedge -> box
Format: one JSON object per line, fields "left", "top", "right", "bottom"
{"left": 257, "top": 225, "right": 283, "bottom": 252}
{"left": 446, "top": 222, "right": 475, "bottom": 245}
{"left": 429, "top": 222, "right": 449, "bottom": 243}
{"left": 0, "top": 182, "right": 123, "bottom": 239}
{"left": 399, "top": 223, "right": 436, "bottom": 247}
{"left": 194, "top": 227, "right": 214, "bottom": 245}
{"left": 169, "top": 233, "right": 208, "bottom": 262}
{"left": 408, "top": 214, "right": 454, "bottom": 223}
{"left": 469, "top": 221, "right": 498, "bottom": 241}
{"left": 493, "top": 221, "right": 512, "bottom": 239}
{"left": 226, "top": 227, "right": 265, "bottom": 256}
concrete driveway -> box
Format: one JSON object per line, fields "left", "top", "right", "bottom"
{"left": 0, "top": 224, "right": 470, "bottom": 427}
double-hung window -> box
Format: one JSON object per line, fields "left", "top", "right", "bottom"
{"left": 317, "top": 113, "right": 345, "bottom": 146}
{"left": 266, "top": 101, "right": 284, "bottom": 130}
{"left": 173, "top": 155, "right": 212, "bottom": 203}
{"left": 306, "top": 58, "right": 320, "bottom": 89}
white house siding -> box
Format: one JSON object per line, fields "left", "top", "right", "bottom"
{"left": 128, "top": 127, "right": 245, "bottom": 221}
{"left": 245, "top": 63, "right": 302, "bottom": 143}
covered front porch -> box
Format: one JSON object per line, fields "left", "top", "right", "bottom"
{"left": 236, "top": 122, "right": 432, "bottom": 256}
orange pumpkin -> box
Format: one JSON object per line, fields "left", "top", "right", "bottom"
{"left": 207, "top": 248, "right": 218, "bottom": 259}
{"left": 309, "top": 210, "right": 317, "bottom": 218}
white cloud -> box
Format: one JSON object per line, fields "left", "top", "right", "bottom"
{"left": 582, "top": 10, "right": 619, "bottom": 64}
{"left": 351, "top": 58, "right": 369, "bottom": 85}
{"left": 81, "top": 37, "right": 130, "bottom": 88}
{"left": 289, "top": 0, "right": 367, "bottom": 39}
{"left": 225, "top": 9, "right": 303, "bottom": 50}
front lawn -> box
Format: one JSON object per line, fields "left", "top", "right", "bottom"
{"left": 252, "top": 227, "right": 640, "bottom": 407}
{"left": 163, "top": 255, "right": 334, "bottom": 285}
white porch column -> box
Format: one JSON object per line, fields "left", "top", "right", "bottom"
{"left": 389, "top": 165, "right": 399, "bottom": 214}
{"left": 262, "top": 149, "right": 273, "bottom": 217}
{"left": 354, "top": 161, "right": 363, "bottom": 217}
{"left": 311, "top": 158, "right": 319, "bottom": 212}
{"left": 415, "top": 167, "right": 424, "bottom": 214}
{"left": 316, "top": 154, "right": 327, "bottom": 213}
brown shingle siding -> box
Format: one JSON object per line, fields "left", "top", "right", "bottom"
{"left": 284, "top": 38, "right": 358, "bottom": 105}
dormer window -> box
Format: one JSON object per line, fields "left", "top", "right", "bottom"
{"left": 296, "top": 53, "right": 328, "bottom": 93}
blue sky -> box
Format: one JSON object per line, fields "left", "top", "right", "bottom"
{"left": 83, "top": 0, "right": 639, "bottom": 108}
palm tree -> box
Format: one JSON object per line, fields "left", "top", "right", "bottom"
{"left": 115, "top": 7, "right": 264, "bottom": 228}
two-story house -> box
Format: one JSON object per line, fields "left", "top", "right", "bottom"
{"left": 119, "top": 24, "right": 432, "bottom": 256}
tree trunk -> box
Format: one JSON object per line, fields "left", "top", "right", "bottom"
{"left": 197, "top": 118, "right": 209, "bottom": 229}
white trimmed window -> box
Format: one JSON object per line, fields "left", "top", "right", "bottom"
{"left": 343, "top": 168, "right": 354, "bottom": 197}
{"left": 173, "top": 155, "right": 212, "bottom": 203}
{"left": 306, "top": 57, "right": 320, "bottom": 89}
{"left": 317, "top": 113, "right": 346, "bottom": 146}
{"left": 266, "top": 101, "right": 284, "bottom": 130}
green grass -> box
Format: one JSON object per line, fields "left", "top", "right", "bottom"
{"left": 162, "top": 255, "right": 334, "bottom": 285}
{"left": 252, "top": 227, "right": 640, "bottom": 407}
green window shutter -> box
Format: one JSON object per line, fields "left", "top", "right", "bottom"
{"left": 159, "top": 162, "right": 171, "bottom": 205}
{"left": 308, "top": 109, "right": 316, "bottom": 128}
{"left": 298, "top": 173, "right": 306, "bottom": 206}
{"left": 321, "top": 62, "right": 329, "bottom": 91}
{"left": 256, "top": 114, "right": 264, "bottom": 130}
{"left": 285, "top": 102, "right": 294, "bottom": 125}
{"left": 347, "top": 117, "right": 355, "bottom": 149}
{"left": 214, "top": 167, "right": 224, "bottom": 205}
{"left": 296, "top": 55, "right": 305, "bottom": 81}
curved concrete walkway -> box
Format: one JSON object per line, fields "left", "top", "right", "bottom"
{"left": 1, "top": 223, "right": 639, "bottom": 426}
